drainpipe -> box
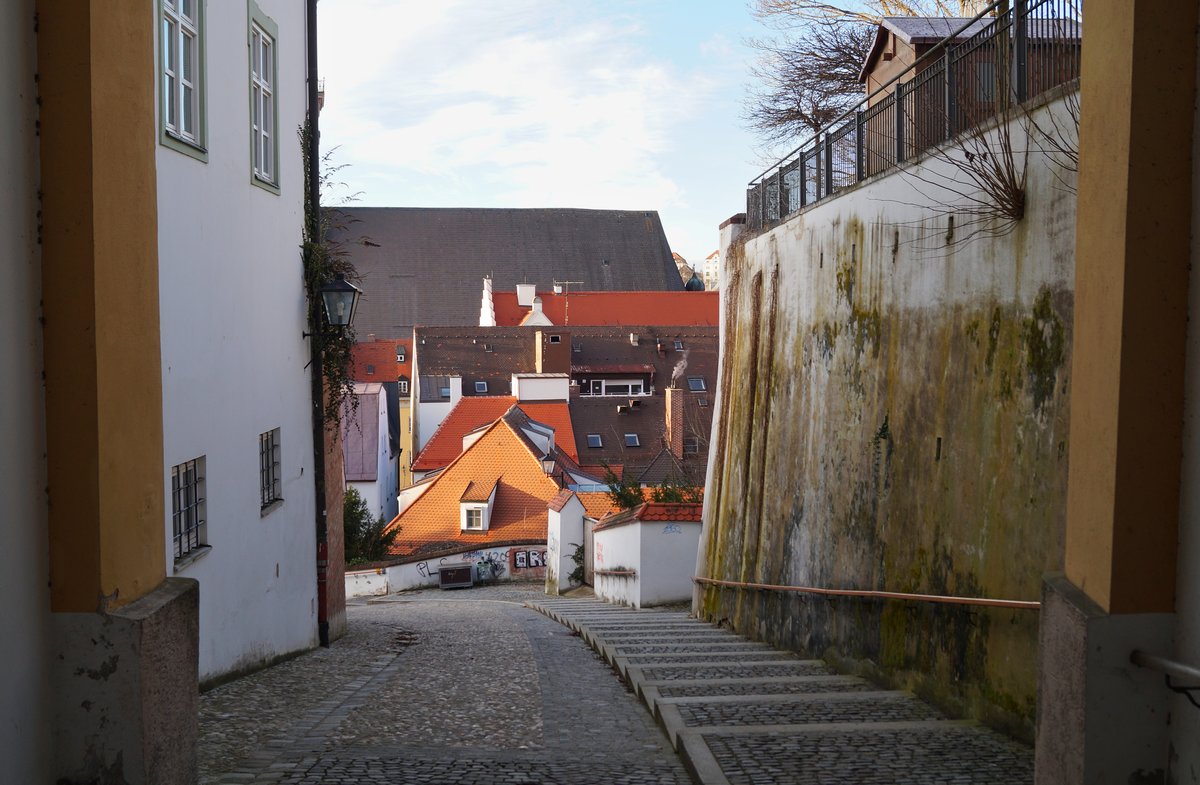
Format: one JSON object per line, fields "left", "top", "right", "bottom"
{"left": 306, "top": 0, "right": 330, "bottom": 647}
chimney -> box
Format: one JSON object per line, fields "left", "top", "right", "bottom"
{"left": 532, "top": 296, "right": 543, "bottom": 316}
{"left": 665, "top": 387, "right": 684, "bottom": 460}
{"left": 516, "top": 283, "right": 536, "bottom": 307}
{"left": 480, "top": 277, "right": 496, "bottom": 326}
{"left": 535, "top": 329, "right": 571, "bottom": 374}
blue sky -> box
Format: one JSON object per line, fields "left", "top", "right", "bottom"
{"left": 318, "top": 0, "right": 773, "bottom": 265}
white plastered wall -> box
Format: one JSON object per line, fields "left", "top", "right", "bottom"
{"left": 593, "top": 524, "right": 642, "bottom": 607}
{"left": 0, "top": 0, "right": 50, "bottom": 778}
{"left": 156, "top": 0, "right": 318, "bottom": 681}
{"left": 639, "top": 520, "right": 703, "bottom": 606}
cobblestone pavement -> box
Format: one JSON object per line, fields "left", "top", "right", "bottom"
{"left": 199, "top": 585, "right": 691, "bottom": 785}
{"left": 530, "top": 597, "right": 1034, "bottom": 785}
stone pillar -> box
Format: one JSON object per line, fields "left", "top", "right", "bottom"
{"left": 1035, "top": 3, "right": 1199, "bottom": 783}
{"left": 37, "top": 3, "right": 199, "bottom": 781}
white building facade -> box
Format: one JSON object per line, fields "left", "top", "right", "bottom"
{"left": 156, "top": 0, "right": 319, "bottom": 682}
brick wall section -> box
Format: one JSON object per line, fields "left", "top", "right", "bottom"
{"left": 665, "top": 387, "right": 684, "bottom": 460}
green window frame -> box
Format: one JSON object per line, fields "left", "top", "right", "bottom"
{"left": 249, "top": 1, "right": 280, "bottom": 193}
{"left": 159, "top": 0, "right": 208, "bottom": 161}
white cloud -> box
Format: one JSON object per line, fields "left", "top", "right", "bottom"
{"left": 319, "top": 0, "right": 711, "bottom": 213}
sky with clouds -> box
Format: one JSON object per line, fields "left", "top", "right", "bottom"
{"left": 318, "top": 0, "right": 773, "bottom": 265}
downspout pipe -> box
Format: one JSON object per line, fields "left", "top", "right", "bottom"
{"left": 305, "top": 0, "right": 330, "bottom": 647}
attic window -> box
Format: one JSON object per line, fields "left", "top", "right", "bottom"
{"left": 573, "top": 342, "right": 582, "bottom": 353}
{"left": 366, "top": 364, "right": 375, "bottom": 375}
{"left": 674, "top": 340, "right": 684, "bottom": 351}
{"left": 475, "top": 381, "right": 488, "bottom": 394}
{"left": 684, "top": 437, "right": 699, "bottom": 455}
{"left": 586, "top": 434, "right": 603, "bottom": 448}
{"left": 399, "top": 380, "right": 409, "bottom": 394}
{"left": 687, "top": 377, "right": 706, "bottom": 392}
{"left": 697, "top": 397, "right": 709, "bottom": 407}
{"left": 396, "top": 346, "right": 405, "bottom": 362}
{"left": 483, "top": 343, "right": 493, "bottom": 352}
{"left": 549, "top": 335, "right": 562, "bottom": 344}
{"left": 624, "top": 433, "right": 640, "bottom": 447}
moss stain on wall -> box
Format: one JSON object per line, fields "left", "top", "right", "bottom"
{"left": 700, "top": 205, "right": 1072, "bottom": 743}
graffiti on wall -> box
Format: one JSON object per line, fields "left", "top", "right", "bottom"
{"left": 513, "top": 550, "right": 546, "bottom": 569}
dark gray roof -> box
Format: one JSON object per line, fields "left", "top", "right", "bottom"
{"left": 326, "top": 207, "right": 683, "bottom": 338}
{"left": 881, "top": 17, "right": 989, "bottom": 44}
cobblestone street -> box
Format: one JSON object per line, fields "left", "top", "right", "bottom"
{"left": 199, "top": 585, "right": 689, "bottom": 785}
{"left": 200, "top": 585, "right": 1034, "bottom": 785}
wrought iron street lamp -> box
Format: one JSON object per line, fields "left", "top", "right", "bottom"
{"left": 320, "top": 273, "right": 361, "bottom": 328}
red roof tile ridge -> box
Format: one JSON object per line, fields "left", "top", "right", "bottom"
{"left": 411, "top": 395, "right": 516, "bottom": 469}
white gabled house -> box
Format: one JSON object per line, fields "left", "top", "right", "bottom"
{"left": 156, "top": 0, "right": 319, "bottom": 683}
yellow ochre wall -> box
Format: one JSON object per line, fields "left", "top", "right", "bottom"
{"left": 38, "top": 1, "right": 165, "bottom": 612}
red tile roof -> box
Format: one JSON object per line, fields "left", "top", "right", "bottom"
{"left": 548, "top": 489, "right": 577, "bottom": 513}
{"left": 594, "top": 501, "right": 702, "bottom": 531}
{"left": 492, "top": 291, "right": 718, "bottom": 328}
{"left": 351, "top": 338, "right": 412, "bottom": 382}
{"left": 385, "top": 418, "right": 562, "bottom": 556}
{"left": 412, "top": 396, "right": 578, "bottom": 471}
{"left": 578, "top": 492, "right": 617, "bottom": 520}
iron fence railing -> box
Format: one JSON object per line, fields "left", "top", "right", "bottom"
{"left": 746, "top": 0, "right": 1082, "bottom": 230}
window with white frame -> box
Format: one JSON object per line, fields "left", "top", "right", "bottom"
{"left": 396, "top": 346, "right": 405, "bottom": 362}
{"left": 687, "top": 376, "right": 706, "bottom": 392}
{"left": 581, "top": 378, "right": 648, "bottom": 397}
{"left": 684, "top": 437, "right": 699, "bottom": 455}
{"left": 259, "top": 428, "right": 282, "bottom": 509}
{"left": 624, "top": 433, "right": 640, "bottom": 447}
{"left": 586, "top": 434, "right": 603, "bottom": 448}
{"left": 172, "top": 457, "right": 206, "bottom": 561}
{"left": 250, "top": 14, "right": 278, "bottom": 185}
{"left": 475, "top": 381, "right": 488, "bottom": 393}
{"left": 161, "top": 0, "right": 205, "bottom": 153}
{"left": 464, "top": 507, "right": 484, "bottom": 530}
{"left": 398, "top": 379, "right": 409, "bottom": 394}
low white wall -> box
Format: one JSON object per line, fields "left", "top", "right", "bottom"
{"left": 345, "top": 568, "right": 388, "bottom": 598}
{"left": 546, "top": 497, "right": 585, "bottom": 595}
{"left": 593, "top": 518, "right": 703, "bottom": 608}
{"left": 345, "top": 543, "right": 549, "bottom": 596}
{"left": 639, "top": 520, "right": 703, "bottom": 606}
{"left": 593, "top": 524, "right": 642, "bottom": 607}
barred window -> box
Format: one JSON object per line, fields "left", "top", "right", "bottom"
{"left": 260, "top": 428, "right": 282, "bottom": 509}
{"left": 172, "top": 457, "right": 206, "bottom": 561}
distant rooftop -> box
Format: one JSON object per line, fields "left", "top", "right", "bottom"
{"left": 326, "top": 207, "right": 683, "bottom": 337}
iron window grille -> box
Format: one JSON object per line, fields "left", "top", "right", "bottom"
{"left": 259, "top": 428, "right": 281, "bottom": 508}
{"left": 172, "top": 457, "right": 206, "bottom": 560}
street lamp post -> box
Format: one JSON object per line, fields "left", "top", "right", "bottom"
{"left": 308, "top": 272, "right": 361, "bottom": 647}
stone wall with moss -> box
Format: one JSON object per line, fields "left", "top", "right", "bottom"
{"left": 697, "top": 95, "right": 1077, "bottom": 742}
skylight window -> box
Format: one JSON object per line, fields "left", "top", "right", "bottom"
{"left": 475, "top": 381, "right": 488, "bottom": 393}
{"left": 674, "top": 339, "right": 684, "bottom": 350}
{"left": 624, "top": 433, "right": 640, "bottom": 447}
{"left": 586, "top": 434, "right": 603, "bottom": 448}
{"left": 687, "top": 377, "right": 706, "bottom": 392}
{"left": 549, "top": 334, "right": 562, "bottom": 344}
{"left": 698, "top": 397, "right": 709, "bottom": 407}
{"left": 366, "top": 364, "right": 375, "bottom": 375}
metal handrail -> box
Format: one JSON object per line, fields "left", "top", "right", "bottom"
{"left": 748, "top": 0, "right": 1004, "bottom": 186}
{"left": 1130, "top": 650, "right": 1200, "bottom": 686}
{"left": 746, "top": 0, "right": 1082, "bottom": 230}
{"left": 693, "top": 576, "right": 1040, "bottom": 609}
{"left": 1131, "top": 649, "right": 1200, "bottom": 710}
